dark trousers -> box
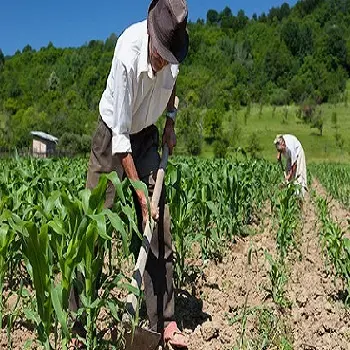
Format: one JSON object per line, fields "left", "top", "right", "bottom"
{"left": 69, "top": 119, "right": 174, "bottom": 333}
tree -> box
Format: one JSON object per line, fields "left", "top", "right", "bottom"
{"left": 204, "top": 109, "right": 222, "bottom": 143}
{"left": 47, "top": 71, "right": 60, "bottom": 91}
{"left": 331, "top": 111, "right": 337, "bottom": 128}
{"left": 259, "top": 12, "right": 267, "bottom": 22}
{"left": 246, "top": 132, "right": 262, "bottom": 159}
{"left": 268, "top": 7, "right": 280, "bottom": 22}
{"left": 263, "top": 40, "right": 294, "bottom": 87}
{"left": 322, "top": 24, "right": 347, "bottom": 70}
{"left": 0, "top": 1, "right": 349, "bottom": 146}
{"left": 310, "top": 110, "right": 323, "bottom": 136}
{"left": 280, "top": 3, "right": 291, "bottom": 19}
{"left": 22, "top": 44, "right": 34, "bottom": 53}
{"left": 220, "top": 6, "right": 234, "bottom": 29}
{"left": 176, "top": 106, "right": 203, "bottom": 156}
{"left": 0, "top": 49, "right": 5, "bottom": 70}
{"left": 105, "top": 33, "right": 118, "bottom": 51}
{"left": 9, "top": 107, "right": 48, "bottom": 147}
{"left": 207, "top": 9, "right": 219, "bottom": 25}
{"left": 236, "top": 10, "right": 248, "bottom": 30}
{"left": 220, "top": 6, "right": 233, "bottom": 19}
{"left": 213, "top": 137, "right": 229, "bottom": 158}
{"left": 281, "top": 20, "right": 313, "bottom": 58}
{"left": 295, "top": 0, "right": 323, "bottom": 17}
{"left": 335, "top": 132, "right": 344, "bottom": 149}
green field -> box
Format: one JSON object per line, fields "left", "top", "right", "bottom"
{"left": 197, "top": 83, "right": 350, "bottom": 164}
{"left": 236, "top": 103, "right": 350, "bottom": 163}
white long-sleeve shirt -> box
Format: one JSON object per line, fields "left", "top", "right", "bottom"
{"left": 282, "top": 134, "right": 307, "bottom": 195}
{"left": 99, "top": 20, "right": 179, "bottom": 154}
{"left": 283, "top": 134, "right": 302, "bottom": 166}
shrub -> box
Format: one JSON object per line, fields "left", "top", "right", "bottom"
{"left": 213, "top": 137, "right": 229, "bottom": 158}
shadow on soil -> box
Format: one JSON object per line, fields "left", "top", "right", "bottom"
{"left": 331, "top": 289, "right": 349, "bottom": 304}
{"left": 174, "top": 289, "right": 211, "bottom": 330}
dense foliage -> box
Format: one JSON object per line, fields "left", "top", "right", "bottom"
{"left": 0, "top": 0, "right": 350, "bottom": 151}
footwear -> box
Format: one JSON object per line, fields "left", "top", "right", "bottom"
{"left": 163, "top": 321, "right": 188, "bottom": 349}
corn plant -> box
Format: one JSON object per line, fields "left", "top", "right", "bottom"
{"left": 229, "top": 306, "right": 293, "bottom": 349}
{"left": 264, "top": 251, "right": 291, "bottom": 309}
{"left": 0, "top": 158, "right": 139, "bottom": 349}
{"left": 166, "top": 163, "right": 196, "bottom": 287}
{"left": 0, "top": 212, "right": 16, "bottom": 328}
{"left": 311, "top": 164, "right": 350, "bottom": 209}
{"left": 272, "top": 183, "right": 301, "bottom": 262}
{"left": 316, "top": 197, "right": 350, "bottom": 302}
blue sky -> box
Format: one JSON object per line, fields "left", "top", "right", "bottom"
{"left": 0, "top": 0, "right": 297, "bottom": 56}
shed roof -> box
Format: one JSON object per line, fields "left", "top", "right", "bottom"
{"left": 30, "top": 131, "right": 58, "bottom": 143}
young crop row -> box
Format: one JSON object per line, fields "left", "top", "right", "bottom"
{"left": 1, "top": 157, "right": 138, "bottom": 349}
{"left": 316, "top": 196, "right": 350, "bottom": 302}
{"left": 311, "top": 164, "right": 350, "bottom": 209}
{"left": 265, "top": 182, "right": 302, "bottom": 310}
{"left": 167, "top": 157, "right": 281, "bottom": 285}
{"left": 0, "top": 156, "right": 280, "bottom": 348}
{"left": 227, "top": 179, "right": 302, "bottom": 349}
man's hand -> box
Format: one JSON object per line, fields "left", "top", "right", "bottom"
{"left": 119, "top": 153, "right": 159, "bottom": 226}
{"left": 136, "top": 190, "right": 159, "bottom": 227}
{"left": 162, "top": 118, "right": 176, "bottom": 155}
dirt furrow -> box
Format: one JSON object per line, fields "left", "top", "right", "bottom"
{"left": 286, "top": 183, "right": 350, "bottom": 350}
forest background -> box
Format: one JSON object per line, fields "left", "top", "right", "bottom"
{"left": 0, "top": 0, "right": 349, "bottom": 162}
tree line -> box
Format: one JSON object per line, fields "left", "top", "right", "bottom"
{"left": 0, "top": 0, "right": 349, "bottom": 154}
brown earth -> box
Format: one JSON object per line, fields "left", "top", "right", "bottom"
{"left": 312, "top": 178, "right": 350, "bottom": 233}
{"left": 2, "top": 180, "right": 350, "bottom": 349}
{"left": 176, "top": 180, "right": 350, "bottom": 350}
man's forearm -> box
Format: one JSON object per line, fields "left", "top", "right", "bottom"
{"left": 117, "top": 153, "right": 144, "bottom": 197}
{"left": 166, "top": 83, "right": 176, "bottom": 112}
{"left": 118, "top": 153, "right": 139, "bottom": 180}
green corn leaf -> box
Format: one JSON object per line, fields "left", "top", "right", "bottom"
{"left": 89, "top": 175, "right": 108, "bottom": 211}
{"left": 89, "top": 213, "right": 111, "bottom": 241}
{"left": 23, "top": 308, "right": 40, "bottom": 326}
{"left": 51, "top": 283, "right": 69, "bottom": 337}
{"left": 80, "top": 188, "right": 91, "bottom": 215}
{"left": 121, "top": 206, "right": 139, "bottom": 236}
{"left": 107, "top": 300, "right": 121, "bottom": 322}
{"left": 106, "top": 172, "right": 125, "bottom": 203}
{"left": 48, "top": 220, "right": 66, "bottom": 237}
{"left": 120, "top": 282, "right": 140, "bottom": 297}
{"left": 44, "top": 191, "right": 61, "bottom": 215}
{"left": 104, "top": 209, "right": 129, "bottom": 255}
{"left": 22, "top": 222, "right": 51, "bottom": 329}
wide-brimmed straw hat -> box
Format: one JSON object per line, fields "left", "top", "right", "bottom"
{"left": 147, "top": 0, "right": 189, "bottom": 64}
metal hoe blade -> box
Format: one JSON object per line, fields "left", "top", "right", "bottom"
{"left": 124, "top": 326, "right": 162, "bottom": 350}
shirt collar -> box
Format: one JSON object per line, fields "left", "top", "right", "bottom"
{"left": 138, "top": 32, "right": 154, "bottom": 79}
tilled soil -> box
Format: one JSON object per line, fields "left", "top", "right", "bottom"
{"left": 312, "top": 178, "right": 350, "bottom": 233}
{"left": 178, "top": 180, "right": 350, "bottom": 350}
{"left": 285, "top": 180, "right": 350, "bottom": 350}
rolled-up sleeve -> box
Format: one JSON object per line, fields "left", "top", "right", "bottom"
{"left": 111, "top": 59, "right": 133, "bottom": 154}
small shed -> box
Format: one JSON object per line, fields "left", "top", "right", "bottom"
{"left": 30, "top": 131, "right": 58, "bottom": 158}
